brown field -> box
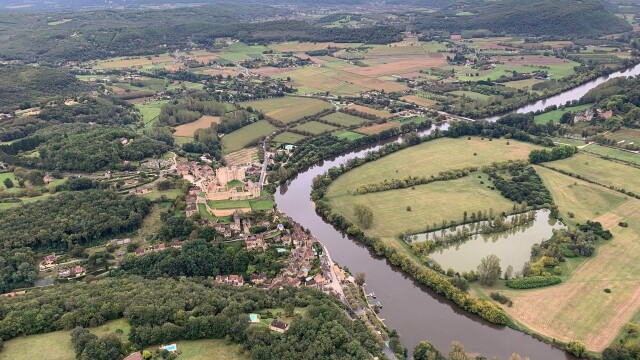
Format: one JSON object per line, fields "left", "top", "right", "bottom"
{"left": 450, "top": 34, "right": 462, "bottom": 40}
{"left": 98, "top": 55, "right": 174, "bottom": 69}
{"left": 348, "top": 56, "right": 447, "bottom": 77}
{"left": 164, "top": 65, "right": 184, "bottom": 72}
{"left": 268, "top": 41, "right": 358, "bottom": 53}
{"left": 173, "top": 116, "right": 221, "bottom": 137}
{"left": 224, "top": 148, "right": 259, "bottom": 166}
{"left": 199, "top": 68, "right": 243, "bottom": 77}
{"left": 494, "top": 55, "right": 572, "bottom": 66}
{"left": 398, "top": 71, "right": 424, "bottom": 79}
{"left": 354, "top": 122, "right": 401, "bottom": 135}
{"left": 401, "top": 95, "right": 437, "bottom": 107}
{"left": 251, "top": 67, "right": 296, "bottom": 77}
{"left": 347, "top": 104, "right": 394, "bottom": 119}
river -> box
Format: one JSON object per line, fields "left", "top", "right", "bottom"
{"left": 275, "top": 63, "right": 640, "bottom": 359}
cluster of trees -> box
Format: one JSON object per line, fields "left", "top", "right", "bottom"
{"left": 119, "top": 239, "right": 285, "bottom": 279}
{"left": 158, "top": 95, "right": 226, "bottom": 126}
{"left": 355, "top": 167, "right": 476, "bottom": 194}
{"left": 353, "top": 204, "right": 373, "bottom": 229}
{"left": 412, "top": 340, "right": 526, "bottom": 360}
{"left": 506, "top": 275, "right": 561, "bottom": 289}
{"left": 484, "top": 161, "right": 553, "bottom": 206}
{"left": 0, "top": 247, "right": 39, "bottom": 293}
{"left": 0, "top": 190, "right": 151, "bottom": 252}
{"left": 528, "top": 145, "right": 578, "bottom": 164}
{"left": 0, "top": 277, "right": 384, "bottom": 359}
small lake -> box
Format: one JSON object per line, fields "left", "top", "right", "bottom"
{"left": 409, "top": 210, "right": 564, "bottom": 274}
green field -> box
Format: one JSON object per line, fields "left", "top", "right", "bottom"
{"left": 222, "top": 120, "right": 278, "bottom": 153}
{"left": 207, "top": 194, "right": 274, "bottom": 211}
{"left": 272, "top": 132, "right": 307, "bottom": 144}
{"left": 292, "top": 121, "right": 340, "bottom": 135}
{"left": 549, "top": 153, "right": 640, "bottom": 194}
{"left": 327, "top": 137, "right": 540, "bottom": 196}
{"left": 163, "top": 339, "right": 248, "bottom": 360}
{"left": 321, "top": 112, "right": 369, "bottom": 127}
{"left": 448, "top": 90, "right": 490, "bottom": 100}
{"left": 550, "top": 137, "right": 587, "bottom": 147}
{"left": 605, "top": 128, "right": 640, "bottom": 145}
{"left": 583, "top": 144, "right": 640, "bottom": 165}
{"left": 534, "top": 104, "right": 593, "bottom": 124}
{"left": 503, "top": 78, "right": 544, "bottom": 90}
{"left": 0, "top": 319, "right": 129, "bottom": 360}
{"left": 240, "top": 97, "right": 333, "bottom": 124}
{"left": 0, "top": 172, "right": 19, "bottom": 193}
{"left": 334, "top": 131, "right": 366, "bottom": 141}
{"left": 135, "top": 100, "right": 167, "bottom": 128}
{"left": 214, "top": 42, "right": 269, "bottom": 63}
{"left": 143, "top": 188, "right": 184, "bottom": 201}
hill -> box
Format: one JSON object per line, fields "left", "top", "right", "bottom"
{"left": 417, "top": 0, "right": 631, "bottom": 36}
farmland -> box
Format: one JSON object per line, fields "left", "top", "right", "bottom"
{"left": 240, "top": 97, "right": 333, "bottom": 124}
{"left": 334, "top": 130, "right": 366, "bottom": 141}
{"left": 533, "top": 104, "right": 593, "bottom": 124}
{"left": 221, "top": 120, "right": 278, "bottom": 153}
{"left": 582, "top": 144, "right": 640, "bottom": 165}
{"left": 605, "top": 127, "right": 640, "bottom": 145}
{"left": 292, "top": 121, "right": 340, "bottom": 135}
{"left": 320, "top": 112, "right": 369, "bottom": 127}
{"left": 548, "top": 153, "right": 640, "bottom": 194}
{"left": 135, "top": 100, "right": 167, "bottom": 128}
{"left": 173, "top": 115, "right": 221, "bottom": 137}
{"left": 346, "top": 104, "right": 394, "bottom": 119}
{"left": 354, "top": 122, "right": 401, "bottom": 135}
{"left": 272, "top": 131, "right": 307, "bottom": 144}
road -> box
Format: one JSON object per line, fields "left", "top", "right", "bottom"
{"left": 258, "top": 136, "right": 272, "bottom": 189}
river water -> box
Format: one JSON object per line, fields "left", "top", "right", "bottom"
{"left": 275, "top": 63, "right": 640, "bottom": 359}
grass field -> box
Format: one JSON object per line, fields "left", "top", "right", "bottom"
{"left": 173, "top": 116, "right": 221, "bottom": 137}
{"left": 135, "top": 100, "right": 167, "bottom": 128}
{"left": 328, "top": 175, "right": 514, "bottom": 238}
{"left": 240, "top": 97, "right": 332, "bottom": 124}
{"left": 272, "top": 132, "right": 307, "bottom": 144}
{"left": 354, "top": 122, "right": 401, "bottom": 135}
{"left": 221, "top": 120, "right": 278, "bottom": 153}
{"left": 549, "top": 153, "right": 640, "bottom": 194}
{"left": 207, "top": 194, "right": 274, "bottom": 211}
{"left": 292, "top": 121, "right": 340, "bottom": 135}
{"left": 0, "top": 172, "right": 18, "bottom": 193}
{"left": 346, "top": 104, "right": 394, "bottom": 119}
{"left": 583, "top": 144, "right": 640, "bottom": 165}
{"left": 334, "top": 131, "right": 366, "bottom": 141}
{"left": 400, "top": 95, "right": 437, "bottom": 107}
{"left": 165, "top": 339, "right": 248, "bottom": 360}
{"left": 448, "top": 90, "right": 490, "bottom": 100}
{"left": 533, "top": 104, "right": 593, "bottom": 124}
{"left": 321, "top": 112, "right": 369, "bottom": 127}
{"left": 0, "top": 319, "right": 129, "bottom": 360}
{"left": 605, "top": 128, "right": 640, "bottom": 145}
{"left": 327, "top": 137, "right": 540, "bottom": 196}
{"left": 502, "top": 78, "right": 545, "bottom": 90}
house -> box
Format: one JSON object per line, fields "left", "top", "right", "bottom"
{"left": 123, "top": 352, "right": 143, "bottom": 360}
{"left": 60, "top": 265, "right": 85, "bottom": 278}
{"left": 120, "top": 137, "right": 130, "bottom": 145}
{"left": 214, "top": 274, "right": 245, "bottom": 286}
{"left": 41, "top": 253, "right": 59, "bottom": 269}
{"left": 171, "top": 241, "right": 184, "bottom": 250}
{"left": 249, "top": 272, "right": 267, "bottom": 285}
{"left": 269, "top": 320, "right": 289, "bottom": 333}
{"left": 43, "top": 173, "right": 54, "bottom": 184}
{"left": 1, "top": 290, "right": 26, "bottom": 298}
{"left": 313, "top": 274, "right": 326, "bottom": 286}
{"left": 135, "top": 248, "right": 147, "bottom": 257}
{"left": 574, "top": 109, "right": 594, "bottom": 122}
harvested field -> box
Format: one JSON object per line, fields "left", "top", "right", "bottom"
{"left": 321, "top": 112, "right": 369, "bottom": 127}
{"left": 549, "top": 153, "right": 640, "bottom": 194}
{"left": 240, "top": 97, "right": 333, "bottom": 124}
{"left": 268, "top": 41, "right": 361, "bottom": 53}
{"left": 494, "top": 55, "right": 572, "bottom": 66}
{"left": 221, "top": 120, "right": 277, "bottom": 153}
{"left": 292, "top": 121, "right": 340, "bottom": 135}
{"left": 354, "top": 122, "right": 401, "bottom": 135}
{"left": 251, "top": 67, "right": 296, "bottom": 77}
{"left": 347, "top": 104, "right": 394, "bottom": 119}
{"left": 199, "top": 68, "right": 243, "bottom": 77}
{"left": 346, "top": 55, "right": 447, "bottom": 77}
{"left": 401, "top": 95, "right": 437, "bottom": 107}
{"left": 272, "top": 132, "right": 307, "bottom": 144}
{"left": 97, "top": 55, "right": 175, "bottom": 69}
{"left": 224, "top": 148, "right": 259, "bottom": 166}
{"left": 503, "top": 78, "right": 544, "bottom": 90}
{"left": 173, "top": 116, "right": 221, "bottom": 137}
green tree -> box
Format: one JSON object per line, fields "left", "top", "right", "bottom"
{"left": 477, "top": 254, "right": 501, "bottom": 286}
{"left": 3, "top": 178, "right": 13, "bottom": 188}
{"left": 567, "top": 341, "right": 586, "bottom": 358}
{"left": 354, "top": 272, "right": 366, "bottom": 287}
{"left": 413, "top": 341, "right": 445, "bottom": 360}
{"left": 284, "top": 303, "right": 295, "bottom": 318}
{"left": 353, "top": 204, "right": 373, "bottom": 229}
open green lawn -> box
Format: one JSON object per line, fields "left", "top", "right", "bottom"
{"left": 0, "top": 319, "right": 129, "bottom": 360}
{"left": 605, "top": 128, "right": 640, "bottom": 145}
{"left": 583, "top": 144, "right": 640, "bottom": 165}
{"left": 334, "top": 131, "right": 366, "bottom": 141}
{"left": 166, "top": 339, "right": 248, "bottom": 360}
{"left": 448, "top": 90, "right": 490, "bottom": 100}
{"left": 549, "top": 153, "right": 640, "bottom": 195}
{"left": 292, "top": 121, "right": 340, "bottom": 135}
{"left": 222, "top": 120, "right": 278, "bottom": 153}
{"left": 321, "top": 112, "right": 369, "bottom": 127}
{"left": 550, "top": 137, "right": 587, "bottom": 147}
{"left": 142, "top": 188, "right": 184, "bottom": 201}
{"left": 327, "top": 137, "right": 540, "bottom": 196}
{"left": 208, "top": 194, "right": 274, "bottom": 211}
{"left": 0, "top": 172, "right": 19, "bottom": 193}
{"left": 328, "top": 175, "right": 514, "bottom": 238}
{"left": 502, "top": 78, "right": 544, "bottom": 90}
{"left": 135, "top": 100, "right": 167, "bottom": 128}
{"left": 533, "top": 104, "right": 593, "bottom": 124}
{"left": 272, "top": 132, "right": 307, "bottom": 144}
{"left": 240, "top": 97, "right": 332, "bottom": 124}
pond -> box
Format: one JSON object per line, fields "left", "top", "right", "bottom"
{"left": 410, "top": 210, "right": 564, "bottom": 274}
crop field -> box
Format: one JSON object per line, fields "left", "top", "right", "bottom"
{"left": 354, "top": 122, "right": 401, "bottom": 135}
{"left": 320, "top": 112, "right": 369, "bottom": 127}
{"left": 267, "top": 41, "right": 363, "bottom": 53}
{"left": 448, "top": 90, "right": 490, "bottom": 100}
{"left": 502, "top": 198, "right": 640, "bottom": 352}
{"left": 173, "top": 115, "right": 221, "bottom": 137}
{"left": 583, "top": 144, "right": 640, "bottom": 165}
{"left": 292, "top": 121, "right": 340, "bottom": 135}
{"left": 533, "top": 104, "right": 593, "bottom": 124}
{"left": 400, "top": 95, "right": 437, "bottom": 107}
{"left": 327, "top": 137, "right": 540, "bottom": 197}
{"left": 346, "top": 104, "right": 394, "bottom": 119}
{"left": 334, "top": 131, "right": 365, "bottom": 141}
{"left": 95, "top": 55, "right": 176, "bottom": 69}
{"left": 327, "top": 175, "right": 514, "bottom": 238}
{"left": 240, "top": 97, "right": 332, "bottom": 124}
{"left": 272, "top": 131, "right": 307, "bottom": 144}
{"left": 224, "top": 148, "right": 259, "bottom": 166}
{"left": 213, "top": 42, "right": 268, "bottom": 63}
{"left": 502, "top": 78, "right": 545, "bottom": 90}
{"left": 221, "top": 120, "right": 278, "bottom": 153}
{"left": 549, "top": 153, "right": 640, "bottom": 194}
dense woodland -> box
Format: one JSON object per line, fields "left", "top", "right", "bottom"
{"left": 0, "top": 277, "right": 385, "bottom": 359}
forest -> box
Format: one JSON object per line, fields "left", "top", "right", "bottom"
{"left": 0, "top": 277, "right": 384, "bottom": 360}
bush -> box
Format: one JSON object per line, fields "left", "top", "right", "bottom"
{"left": 505, "top": 276, "right": 561, "bottom": 289}
{"left": 604, "top": 288, "right": 612, "bottom": 293}
{"left": 490, "top": 292, "right": 512, "bottom": 306}
{"left": 567, "top": 341, "right": 587, "bottom": 358}
{"left": 619, "top": 222, "right": 629, "bottom": 227}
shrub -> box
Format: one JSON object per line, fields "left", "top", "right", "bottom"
{"left": 490, "top": 292, "right": 512, "bottom": 306}
{"left": 505, "top": 276, "right": 561, "bottom": 289}
{"left": 604, "top": 288, "right": 612, "bottom": 293}
{"left": 567, "top": 341, "right": 586, "bottom": 358}
{"left": 619, "top": 222, "right": 629, "bottom": 227}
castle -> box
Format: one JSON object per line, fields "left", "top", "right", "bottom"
{"left": 206, "top": 165, "right": 260, "bottom": 201}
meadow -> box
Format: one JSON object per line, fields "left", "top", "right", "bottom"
{"left": 173, "top": 115, "right": 221, "bottom": 137}
{"left": 320, "top": 112, "right": 369, "bottom": 127}
{"left": 292, "top": 121, "right": 340, "bottom": 135}
{"left": 354, "top": 122, "right": 401, "bottom": 135}
{"left": 240, "top": 97, "right": 333, "bottom": 124}
{"left": 548, "top": 153, "right": 640, "bottom": 194}
{"left": 605, "top": 127, "right": 640, "bottom": 145}
{"left": 334, "top": 131, "right": 366, "bottom": 141}
{"left": 221, "top": 120, "right": 278, "bottom": 153}
{"left": 272, "top": 132, "right": 307, "bottom": 144}
{"left": 582, "top": 144, "right": 640, "bottom": 165}
{"left": 346, "top": 104, "right": 394, "bottom": 119}
{"left": 135, "top": 100, "right": 167, "bottom": 128}
{"left": 533, "top": 104, "right": 593, "bottom": 124}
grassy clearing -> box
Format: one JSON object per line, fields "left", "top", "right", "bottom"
{"left": 354, "top": 122, "right": 401, "bottom": 135}
{"left": 142, "top": 188, "right": 183, "bottom": 201}
{"left": 448, "top": 90, "right": 490, "bottom": 100}
{"left": 207, "top": 194, "right": 274, "bottom": 211}
{"left": 240, "top": 97, "right": 332, "bottom": 124}
{"left": 346, "top": 104, "right": 394, "bottom": 119}
{"left": 400, "top": 95, "right": 437, "bottom": 107}
{"left": 334, "top": 131, "right": 365, "bottom": 141}
{"left": 0, "top": 319, "right": 129, "bottom": 360}
{"left": 605, "top": 128, "right": 640, "bottom": 145}
{"left": 222, "top": 120, "right": 278, "bottom": 153}
{"left": 533, "top": 104, "right": 593, "bottom": 124}
{"left": 173, "top": 116, "right": 221, "bottom": 137}
{"left": 502, "top": 78, "right": 544, "bottom": 90}
{"left": 292, "top": 121, "right": 339, "bottom": 135}
{"left": 321, "top": 112, "right": 369, "bottom": 127}
{"left": 135, "top": 100, "right": 167, "bottom": 128}
{"left": 549, "top": 153, "right": 640, "bottom": 194}
{"left": 550, "top": 137, "right": 587, "bottom": 147}
{"left": 135, "top": 202, "right": 169, "bottom": 241}
{"left": 167, "top": 339, "right": 248, "bottom": 360}
{"left": 272, "top": 132, "right": 307, "bottom": 144}
{"left": 328, "top": 137, "right": 540, "bottom": 195}
{"left": 583, "top": 144, "right": 640, "bottom": 165}
{"left": 0, "top": 172, "right": 18, "bottom": 193}
{"left": 328, "top": 175, "right": 514, "bottom": 238}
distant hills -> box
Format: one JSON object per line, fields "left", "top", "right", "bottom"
{"left": 417, "top": 0, "right": 631, "bottom": 36}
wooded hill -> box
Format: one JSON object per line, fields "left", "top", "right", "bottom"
{"left": 418, "top": 0, "right": 631, "bottom": 36}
